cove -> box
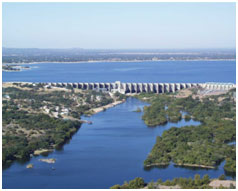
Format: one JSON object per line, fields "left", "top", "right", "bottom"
{"left": 2, "top": 97, "right": 233, "bottom": 189}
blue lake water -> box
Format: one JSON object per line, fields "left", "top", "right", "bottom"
{"left": 3, "top": 60, "right": 236, "bottom": 83}
{"left": 2, "top": 61, "right": 236, "bottom": 188}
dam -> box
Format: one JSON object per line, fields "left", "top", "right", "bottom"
{"left": 37, "top": 81, "right": 235, "bottom": 94}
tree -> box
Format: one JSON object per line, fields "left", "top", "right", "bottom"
{"left": 218, "top": 174, "right": 226, "bottom": 180}
{"left": 202, "top": 174, "right": 210, "bottom": 184}
{"left": 194, "top": 174, "right": 201, "bottom": 186}
{"left": 128, "top": 177, "right": 145, "bottom": 189}
{"left": 110, "top": 184, "right": 121, "bottom": 189}
{"left": 184, "top": 115, "right": 191, "bottom": 121}
{"left": 147, "top": 180, "right": 156, "bottom": 189}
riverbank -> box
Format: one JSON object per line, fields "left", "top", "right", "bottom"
{"left": 90, "top": 100, "right": 125, "bottom": 114}
{"left": 145, "top": 162, "right": 215, "bottom": 169}
{"left": 4, "top": 98, "right": 123, "bottom": 168}
{"left": 3, "top": 84, "right": 122, "bottom": 168}
{"left": 174, "top": 163, "right": 215, "bottom": 169}
{"left": 144, "top": 163, "right": 169, "bottom": 168}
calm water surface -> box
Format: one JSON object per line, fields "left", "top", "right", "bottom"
{"left": 3, "top": 61, "right": 236, "bottom": 188}
{"left": 3, "top": 61, "right": 236, "bottom": 83}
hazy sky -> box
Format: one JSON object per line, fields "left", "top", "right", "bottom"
{"left": 2, "top": 3, "right": 236, "bottom": 49}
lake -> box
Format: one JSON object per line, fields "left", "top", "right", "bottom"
{"left": 3, "top": 60, "right": 236, "bottom": 83}
{"left": 2, "top": 61, "right": 236, "bottom": 188}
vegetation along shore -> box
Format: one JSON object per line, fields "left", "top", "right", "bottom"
{"left": 2, "top": 82, "right": 126, "bottom": 168}
{"left": 110, "top": 175, "right": 236, "bottom": 189}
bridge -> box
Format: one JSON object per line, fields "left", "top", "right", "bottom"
{"left": 36, "top": 81, "right": 235, "bottom": 94}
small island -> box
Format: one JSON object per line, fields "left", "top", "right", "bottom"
{"left": 39, "top": 158, "right": 56, "bottom": 164}
{"left": 26, "top": 164, "right": 33, "bottom": 169}
{"left": 2, "top": 64, "right": 30, "bottom": 72}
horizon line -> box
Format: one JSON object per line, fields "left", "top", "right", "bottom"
{"left": 2, "top": 47, "right": 236, "bottom": 50}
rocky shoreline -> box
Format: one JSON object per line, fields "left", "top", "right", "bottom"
{"left": 39, "top": 158, "right": 56, "bottom": 164}
{"left": 34, "top": 149, "right": 53, "bottom": 156}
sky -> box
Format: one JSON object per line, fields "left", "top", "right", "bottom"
{"left": 2, "top": 3, "right": 236, "bottom": 49}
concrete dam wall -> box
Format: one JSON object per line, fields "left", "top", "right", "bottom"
{"left": 37, "top": 81, "right": 235, "bottom": 94}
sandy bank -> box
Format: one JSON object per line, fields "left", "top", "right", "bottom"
{"left": 145, "top": 162, "right": 215, "bottom": 169}
{"left": 90, "top": 100, "right": 125, "bottom": 114}
{"left": 26, "top": 164, "right": 33, "bottom": 169}
{"left": 34, "top": 149, "right": 52, "bottom": 156}
{"left": 39, "top": 158, "right": 56, "bottom": 164}
{"left": 174, "top": 163, "right": 215, "bottom": 169}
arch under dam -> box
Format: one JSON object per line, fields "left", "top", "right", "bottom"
{"left": 34, "top": 81, "right": 236, "bottom": 94}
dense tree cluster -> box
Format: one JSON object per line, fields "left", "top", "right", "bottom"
{"left": 159, "top": 174, "right": 211, "bottom": 189}
{"left": 140, "top": 90, "right": 236, "bottom": 174}
{"left": 110, "top": 177, "right": 145, "bottom": 189}
{"left": 2, "top": 110, "right": 80, "bottom": 165}
{"left": 3, "top": 108, "right": 81, "bottom": 167}
{"left": 140, "top": 94, "right": 182, "bottom": 126}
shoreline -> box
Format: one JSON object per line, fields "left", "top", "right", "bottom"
{"left": 26, "top": 100, "right": 125, "bottom": 161}
{"left": 2, "top": 59, "right": 236, "bottom": 65}
{"left": 31, "top": 100, "right": 125, "bottom": 156}
{"left": 90, "top": 100, "right": 125, "bottom": 114}
{"left": 174, "top": 163, "right": 215, "bottom": 169}
{"left": 145, "top": 162, "right": 215, "bottom": 169}
{"left": 144, "top": 163, "right": 169, "bottom": 167}
{"left": 2, "top": 85, "right": 125, "bottom": 169}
